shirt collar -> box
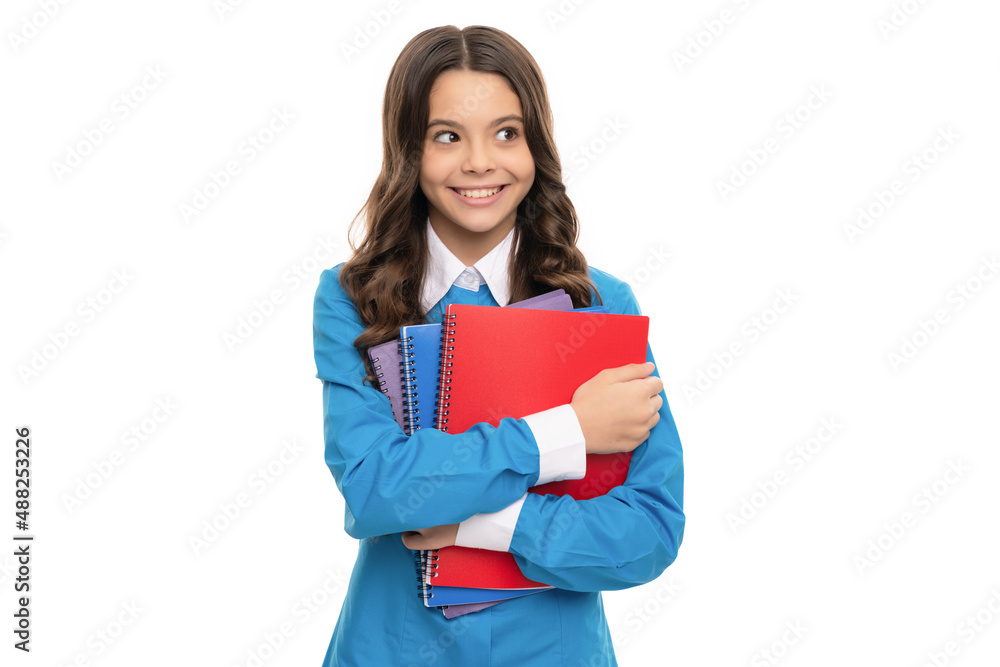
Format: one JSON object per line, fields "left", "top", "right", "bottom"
{"left": 421, "top": 217, "right": 514, "bottom": 313}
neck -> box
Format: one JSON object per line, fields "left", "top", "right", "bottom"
{"left": 428, "top": 216, "right": 514, "bottom": 266}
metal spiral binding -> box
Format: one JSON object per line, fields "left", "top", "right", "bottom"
{"left": 414, "top": 549, "right": 439, "bottom": 601}
{"left": 400, "top": 335, "right": 421, "bottom": 434}
{"left": 370, "top": 354, "right": 388, "bottom": 394}
{"left": 437, "top": 313, "right": 457, "bottom": 432}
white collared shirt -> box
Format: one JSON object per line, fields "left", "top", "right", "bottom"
{"left": 421, "top": 216, "right": 514, "bottom": 312}
{"left": 420, "top": 217, "right": 587, "bottom": 552}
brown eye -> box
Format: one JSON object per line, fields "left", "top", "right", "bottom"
{"left": 434, "top": 131, "right": 459, "bottom": 144}
{"left": 496, "top": 127, "right": 520, "bottom": 141}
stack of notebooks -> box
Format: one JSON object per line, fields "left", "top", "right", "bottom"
{"left": 366, "top": 289, "right": 650, "bottom": 618}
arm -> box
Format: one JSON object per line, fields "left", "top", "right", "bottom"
{"left": 457, "top": 281, "right": 686, "bottom": 591}
{"left": 314, "top": 266, "right": 586, "bottom": 539}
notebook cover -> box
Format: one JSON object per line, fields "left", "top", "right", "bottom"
{"left": 441, "top": 600, "right": 501, "bottom": 618}
{"left": 440, "top": 589, "right": 551, "bottom": 618}
{"left": 399, "top": 323, "right": 446, "bottom": 435}
{"left": 427, "top": 541, "right": 556, "bottom": 590}
{"left": 505, "top": 290, "right": 571, "bottom": 311}
{"left": 366, "top": 340, "right": 405, "bottom": 432}
{"left": 428, "top": 584, "right": 551, "bottom": 606}
{"left": 437, "top": 305, "right": 648, "bottom": 435}
{"left": 432, "top": 304, "right": 649, "bottom": 590}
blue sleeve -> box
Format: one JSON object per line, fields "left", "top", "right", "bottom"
{"left": 313, "top": 266, "right": 549, "bottom": 539}
{"left": 507, "top": 280, "right": 686, "bottom": 591}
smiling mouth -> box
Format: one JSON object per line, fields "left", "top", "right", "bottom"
{"left": 451, "top": 185, "right": 506, "bottom": 199}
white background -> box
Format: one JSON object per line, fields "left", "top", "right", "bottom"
{"left": 3, "top": 0, "right": 999, "bottom": 665}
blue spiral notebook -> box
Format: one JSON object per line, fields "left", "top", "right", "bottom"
{"left": 398, "top": 323, "right": 446, "bottom": 435}
{"left": 428, "top": 584, "right": 549, "bottom": 606}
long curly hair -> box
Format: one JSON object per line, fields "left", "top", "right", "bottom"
{"left": 339, "top": 25, "right": 600, "bottom": 377}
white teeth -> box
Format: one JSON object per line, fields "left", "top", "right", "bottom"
{"left": 455, "top": 186, "right": 502, "bottom": 198}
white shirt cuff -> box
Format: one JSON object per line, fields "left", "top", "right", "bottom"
{"left": 523, "top": 404, "right": 587, "bottom": 486}
{"left": 454, "top": 493, "right": 528, "bottom": 552}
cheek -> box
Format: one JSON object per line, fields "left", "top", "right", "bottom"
{"left": 417, "top": 166, "right": 439, "bottom": 196}
{"left": 513, "top": 151, "right": 535, "bottom": 182}
{"left": 419, "top": 156, "right": 450, "bottom": 187}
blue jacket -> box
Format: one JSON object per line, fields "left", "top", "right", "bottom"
{"left": 313, "top": 263, "right": 685, "bottom": 666}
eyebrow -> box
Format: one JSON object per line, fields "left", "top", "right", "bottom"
{"left": 427, "top": 114, "right": 524, "bottom": 130}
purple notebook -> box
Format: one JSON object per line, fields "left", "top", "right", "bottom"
{"left": 504, "top": 289, "right": 570, "bottom": 310}
{"left": 367, "top": 340, "right": 406, "bottom": 431}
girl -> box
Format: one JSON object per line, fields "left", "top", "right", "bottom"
{"left": 313, "top": 24, "right": 684, "bottom": 666}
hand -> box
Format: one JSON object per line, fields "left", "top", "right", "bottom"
{"left": 570, "top": 361, "right": 664, "bottom": 455}
{"left": 401, "top": 523, "right": 459, "bottom": 550}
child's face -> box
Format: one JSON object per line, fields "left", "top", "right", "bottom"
{"left": 419, "top": 69, "right": 535, "bottom": 262}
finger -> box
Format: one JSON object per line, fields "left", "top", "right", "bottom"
{"left": 621, "top": 375, "right": 662, "bottom": 397}
{"left": 639, "top": 375, "right": 664, "bottom": 396}
{"left": 601, "top": 361, "right": 654, "bottom": 383}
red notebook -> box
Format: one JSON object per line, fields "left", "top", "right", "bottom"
{"left": 430, "top": 304, "right": 650, "bottom": 589}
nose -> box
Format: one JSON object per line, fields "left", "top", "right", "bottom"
{"left": 462, "top": 136, "right": 496, "bottom": 174}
